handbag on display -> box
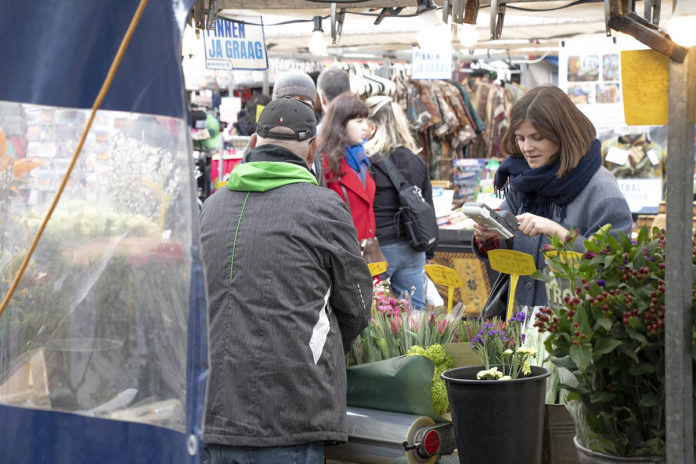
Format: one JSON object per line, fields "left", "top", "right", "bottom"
{"left": 361, "top": 237, "right": 387, "bottom": 264}
{"left": 373, "top": 156, "right": 439, "bottom": 253}
{"left": 340, "top": 184, "right": 385, "bottom": 264}
{"left": 480, "top": 272, "right": 510, "bottom": 320}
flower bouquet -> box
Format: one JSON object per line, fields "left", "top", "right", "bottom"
{"left": 532, "top": 225, "right": 696, "bottom": 459}
{"left": 470, "top": 311, "right": 537, "bottom": 380}
{"left": 347, "top": 280, "right": 462, "bottom": 366}
{"left": 345, "top": 280, "right": 463, "bottom": 417}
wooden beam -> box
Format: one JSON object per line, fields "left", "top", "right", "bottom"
{"left": 666, "top": 45, "right": 696, "bottom": 464}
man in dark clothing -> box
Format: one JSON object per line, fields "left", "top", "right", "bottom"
{"left": 200, "top": 98, "right": 372, "bottom": 464}
{"left": 317, "top": 67, "right": 351, "bottom": 112}
{"left": 313, "top": 67, "right": 352, "bottom": 186}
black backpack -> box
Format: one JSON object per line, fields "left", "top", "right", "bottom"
{"left": 376, "top": 156, "right": 439, "bottom": 252}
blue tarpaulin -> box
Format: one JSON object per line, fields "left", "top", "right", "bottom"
{"left": 0, "top": 1, "right": 207, "bottom": 463}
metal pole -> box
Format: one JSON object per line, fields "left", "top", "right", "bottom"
{"left": 262, "top": 68, "right": 270, "bottom": 96}
{"left": 666, "top": 45, "right": 695, "bottom": 464}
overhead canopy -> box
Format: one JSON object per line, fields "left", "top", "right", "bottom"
{"left": 207, "top": 1, "right": 676, "bottom": 56}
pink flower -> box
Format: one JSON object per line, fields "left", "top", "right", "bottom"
{"left": 389, "top": 317, "right": 401, "bottom": 336}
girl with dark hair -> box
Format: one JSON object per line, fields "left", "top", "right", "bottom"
{"left": 473, "top": 85, "right": 632, "bottom": 314}
{"left": 318, "top": 92, "right": 375, "bottom": 242}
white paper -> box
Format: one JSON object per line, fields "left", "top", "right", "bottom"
{"left": 605, "top": 146, "right": 629, "bottom": 165}
{"left": 646, "top": 148, "right": 660, "bottom": 166}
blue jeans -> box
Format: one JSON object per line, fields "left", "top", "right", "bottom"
{"left": 380, "top": 241, "right": 426, "bottom": 310}
{"left": 203, "top": 442, "right": 324, "bottom": 464}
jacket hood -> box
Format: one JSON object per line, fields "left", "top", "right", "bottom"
{"left": 227, "top": 161, "right": 318, "bottom": 192}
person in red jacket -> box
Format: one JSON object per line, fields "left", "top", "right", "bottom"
{"left": 318, "top": 92, "right": 376, "bottom": 242}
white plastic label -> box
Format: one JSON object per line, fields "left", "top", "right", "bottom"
{"left": 605, "top": 146, "right": 629, "bottom": 165}
{"left": 646, "top": 148, "right": 660, "bottom": 166}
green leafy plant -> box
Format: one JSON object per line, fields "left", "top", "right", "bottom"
{"left": 532, "top": 225, "right": 696, "bottom": 458}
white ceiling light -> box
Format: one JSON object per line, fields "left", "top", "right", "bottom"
{"left": 457, "top": 23, "right": 478, "bottom": 48}
{"left": 417, "top": 9, "right": 452, "bottom": 50}
{"left": 309, "top": 16, "right": 327, "bottom": 55}
{"left": 668, "top": 0, "right": 696, "bottom": 47}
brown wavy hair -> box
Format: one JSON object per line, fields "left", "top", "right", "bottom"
{"left": 500, "top": 85, "right": 596, "bottom": 178}
{"left": 318, "top": 92, "right": 369, "bottom": 177}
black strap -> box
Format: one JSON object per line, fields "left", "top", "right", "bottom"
{"left": 340, "top": 182, "right": 351, "bottom": 212}
{"left": 313, "top": 151, "right": 326, "bottom": 187}
{"left": 375, "top": 156, "right": 410, "bottom": 192}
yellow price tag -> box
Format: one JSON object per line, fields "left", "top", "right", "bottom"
{"left": 543, "top": 250, "right": 583, "bottom": 273}
{"left": 487, "top": 250, "right": 536, "bottom": 322}
{"left": 368, "top": 261, "right": 387, "bottom": 277}
{"left": 425, "top": 264, "right": 464, "bottom": 314}
{"left": 487, "top": 249, "right": 536, "bottom": 276}
{"left": 255, "top": 104, "right": 265, "bottom": 122}
{"left": 425, "top": 264, "right": 463, "bottom": 288}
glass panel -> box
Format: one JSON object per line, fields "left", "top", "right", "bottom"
{"left": 0, "top": 102, "right": 193, "bottom": 432}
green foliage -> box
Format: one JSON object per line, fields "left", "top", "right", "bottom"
{"left": 408, "top": 343, "right": 454, "bottom": 414}
{"left": 532, "top": 225, "right": 696, "bottom": 457}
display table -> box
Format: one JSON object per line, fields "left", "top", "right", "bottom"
{"left": 431, "top": 228, "right": 497, "bottom": 317}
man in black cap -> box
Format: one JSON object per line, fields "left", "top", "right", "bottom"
{"left": 199, "top": 97, "right": 372, "bottom": 464}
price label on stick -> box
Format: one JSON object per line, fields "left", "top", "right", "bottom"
{"left": 424, "top": 264, "right": 463, "bottom": 314}
{"left": 487, "top": 250, "right": 536, "bottom": 322}
{"left": 368, "top": 261, "right": 387, "bottom": 277}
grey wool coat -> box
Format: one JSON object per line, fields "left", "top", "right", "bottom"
{"left": 475, "top": 166, "right": 632, "bottom": 308}
{"left": 200, "top": 144, "right": 372, "bottom": 447}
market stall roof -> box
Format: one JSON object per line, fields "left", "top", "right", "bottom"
{"left": 211, "top": 1, "right": 675, "bottom": 56}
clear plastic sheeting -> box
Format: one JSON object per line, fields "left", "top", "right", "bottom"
{"left": 0, "top": 101, "right": 193, "bottom": 432}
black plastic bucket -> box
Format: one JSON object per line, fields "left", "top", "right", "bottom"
{"left": 441, "top": 365, "right": 550, "bottom": 464}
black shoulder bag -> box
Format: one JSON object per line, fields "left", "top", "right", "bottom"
{"left": 376, "top": 156, "right": 439, "bottom": 252}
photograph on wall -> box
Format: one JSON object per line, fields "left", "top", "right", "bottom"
{"left": 596, "top": 83, "right": 621, "bottom": 104}
{"left": 567, "top": 55, "right": 599, "bottom": 82}
{"left": 602, "top": 54, "right": 620, "bottom": 81}
{"left": 567, "top": 85, "right": 593, "bottom": 104}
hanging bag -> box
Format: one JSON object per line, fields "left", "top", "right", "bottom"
{"left": 480, "top": 272, "right": 509, "bottom": 320}
{"left": 375, "top": 156, "right": 439, "bottom": 253}
{"left": 340, "top": 183, "right": 386, "bottom": 264}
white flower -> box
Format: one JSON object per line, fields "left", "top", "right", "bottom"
{"left": 522, "top": 361, "right": 532, "bottom": 376}
{"left": 477, "top": 366, "right": 503, "bottom": 380}
{"left": 517, "top": 346, "right": 537, "bottom": 359}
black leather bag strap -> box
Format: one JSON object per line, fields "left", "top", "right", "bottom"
{"left": 375, "top": 156, "right": 410, "bottom": 192}
{"left": 340, "top": 182, "right": 351, "bottom": 212}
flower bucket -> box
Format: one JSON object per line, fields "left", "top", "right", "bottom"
{"left": 43, "top": 337, "right": 125, "bottom": 411}
{"left": 441, "top": 365, "right": 550, "bottom": 464}
{"left": 543, "top": 403, "right": 577, "bottom": 464}
{"left": 573, "top": 437, "right": 665, "bottom": 464}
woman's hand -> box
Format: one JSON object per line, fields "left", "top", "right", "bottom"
{"left": 516, "top": 213, "right": 569, "bottom": 240}
{"left": 473, "top": 223, "right": 498, "bottom": 242}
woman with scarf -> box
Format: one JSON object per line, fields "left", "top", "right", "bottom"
{"left": 319, "top": 92, "right": 375, "bottom": 242}
{"left": 473, "top": 85, "right": 632, "bottom": 314}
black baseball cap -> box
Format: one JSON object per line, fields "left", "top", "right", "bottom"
{"left": 255, "top": 97, "right": 316, "bottom": 141}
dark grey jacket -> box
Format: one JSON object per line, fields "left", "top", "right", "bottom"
{"left": 200, "top": 144, "right": 372, "bottom": 447}
{"left": 475, "top": 166, "right": 632, "bottom": 308}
